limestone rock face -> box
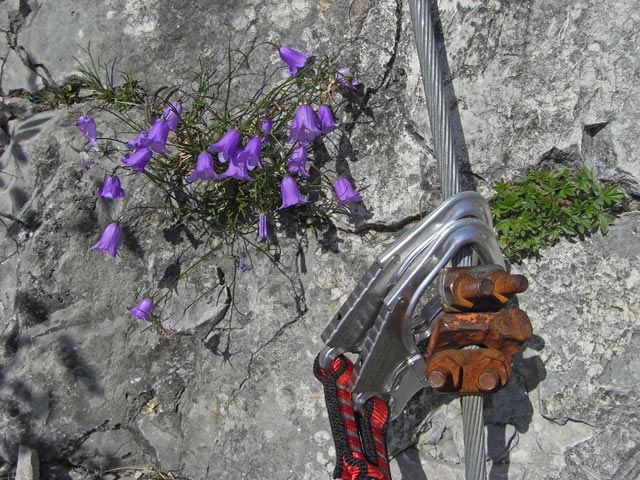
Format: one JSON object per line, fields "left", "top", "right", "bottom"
{"left": 1, "top": 0, "right": 639, "bottom": 479}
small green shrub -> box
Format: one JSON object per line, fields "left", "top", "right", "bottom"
{"left": 489, "top": 165, "right": 625, "bottom": 262}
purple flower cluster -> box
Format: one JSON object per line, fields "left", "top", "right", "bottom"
{"left": 79, "top": 48, "right": 364, "bottom": 324}
{"left": 123, "top": 102, "right": 183, "bottom": 171}
{"left": 187, "top": 128, "right": 266, "bottom": 183}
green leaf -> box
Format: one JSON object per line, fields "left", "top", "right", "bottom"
{"left": 598, "top": 213, "right": 612, "bottom": 234}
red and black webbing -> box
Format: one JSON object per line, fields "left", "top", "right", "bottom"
{"left": 314, "top": 354, "right": 392, "bottom": 480}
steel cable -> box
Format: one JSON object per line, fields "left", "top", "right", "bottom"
{"left": 408, "top": 0, "right": 486, "bottom": 478}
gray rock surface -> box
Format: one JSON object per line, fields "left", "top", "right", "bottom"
{"left": 1, "top": 0, "right": 639, "bottom": 479}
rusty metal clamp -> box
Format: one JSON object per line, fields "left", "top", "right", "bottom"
{"left": 423, "top": 265, "right": 532, "bottom": 395}
{"left": 424, "top": 308, "right": 532, "bottom": 394}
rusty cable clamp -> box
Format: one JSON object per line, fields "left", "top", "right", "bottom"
{"left": 318, "top": 191, "right": 533, "bottom": 418}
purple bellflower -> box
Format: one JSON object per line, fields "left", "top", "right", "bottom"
{"left": 161, "top": 101, "right": 183, "bottom": 130}
{"left": 237, "top": 256, "right": 249, "bottom": 273}
{"left": 127, "top": 297, "right": 154, "bottom": 322}
{"left": 122, "top": 147, "right": 153, "bottom": 172}
{"left": 262, "top": 118, "right": 273, "bottom": 146}
{"left": 278, "top": 176, "right": 309, "bottom": 209}
{"left": 208, "top": 128, "right": 241, "bottom": 164}
{"left": 334, "top": 177, "right": 363, "bottom": 205}
{"left": 127, "top": 131, "right": 148, "bottom": 149}
{"left": 287, "top": 145, "right": 310, "bottom": 178}
{"left": 336, "top": 67, "right": 360, "bottom": 88}
{"left": 97, "top": 175, "right": 126, "bottom": 199}
{"left": 237, "top": 137, "right": 263, "bottom": 171}
{"left": 186, "top": 152, "right": 223, "bottom": 182}
{"left": 316, "top": 105, "right": 335, "bottom": 134}
{"left": 80, "top": 152, "right": 96, "bottom": 170}
{"left": 287, "top": 104, "right": 320, "bottom": 145}
{"left": 259, "top": 213, "right": 267, "bottom": 240}
{"left": 220, "top": 157, "right": 253, "bottom": 181}
{"left": 261, "top": 118, "right": 273, "bottom": 133}
{"left": 90, "top": 223, "right": 121, "bottom": 258}
{"left": 145, "top": 119, "right": 170, "bottom": 153}
{"left": 76, "top": 115, "right": 98, "bottom": 146}
{"left": 278, "top": 46, "right": 311, "bottom": 75}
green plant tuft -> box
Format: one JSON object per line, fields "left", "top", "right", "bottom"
{"left": 74, "top": 44, "right": 145, "bottom": 110}
{"left": 12, "top": 82, "right": 82, "bottom": 110}
{"left": 489, "top": 165, "right": 625, "bottom": 262}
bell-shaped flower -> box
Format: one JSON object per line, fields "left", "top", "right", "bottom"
{"left": 145, "top": 119, "right": 170, "bottom": 153}
{"left": 262, "top": 119, "right": 273, "bottom": 146}
{"left": 259, "top": 213, "right": 267, "bottom": 240}
{"left": 278, "top": 176, "right": 309, "bottom": 209}
{"left": 76, "top": 115, "right": 98, "bottom": 145}
{"left": 219, "top": 156, "right": 254, "bottom": 181}
{"left": 317, "top": 105, "right": 335, "bottom": 134}
{"left": 236, "top": 137, "right": 262, "bottom": 171}
{"left": 287, "top": 104, "right": 320, "bottom": 146}
{"left": 80, "top": 152, "right": 96, "bottom": 170}
{"left": 97, "top": 175, "right": 126, "bottom": 199}
{"left": 336, "top": 67, "right": 360, "bottom": 88}
{"left": 261, "top": 118, "right": 273, "bottom": 133}
{"left": 127, "top": 297, "right": 154, "bottom": 322}
{"left": 126, "top": 131, "right": 148, "bottom": 149}
{"left": 208, "top": 128, "right": 240, "bottom": 164}
{"left": 237, "top": 255, "right": 249, "bottom": 273}
{"left": 161, "top": 101, "right": 183, "bottom": 130}
{"left": 186, "top": 152, "right": 223, "bottom": 182}
{"left": 122, "top": 147, "right": 153, "bottom": 172}
{"left": 287, "top": 145, "right": 310, "bottom": 178}
{"left": 90, "top": 223, "right": 121, "bottom": 258}
{"left": 278, "top": 46, "right": 311, "bottom": 75}
{"left": 334, "top": 177, "right": 362, "bottom": 205}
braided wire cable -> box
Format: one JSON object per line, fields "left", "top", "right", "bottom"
{"left": 408, "top": 0, "right": 459, "bottom": 199}
{"left": 408, "top": 1, "right": 486, "bottom": 478}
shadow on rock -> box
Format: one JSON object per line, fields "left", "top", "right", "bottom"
{"left": 485, "top": 335, "right": 547, "bottom": 479}
{"left": 120, "top": 224, "right": 145, "bottom": 259}
{"left": 319, "top": 223, "right": 343, "bottom": 254}
{"left": 55, "top": 335, "right": 103, "bottom": 394}
{"left": 396, "top": 446, "right": 429, "bottom": 480}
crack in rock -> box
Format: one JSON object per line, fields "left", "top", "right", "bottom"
{"left": 11, "top": 44, "right": 55, "bottom": 88}
{"left": 58, "top": 419, "right": 111, "bottom": 459}
{"left": 173, "top": 383, "right": 187, "bottom": 414}
{"left": 367, "top": 0, "right": 404, "bottom": 95}
{"left": 342, "top": 0, "right": 404, "bottom": 138}
{"left": 346, "top": 209, "right": 429, "bottom": 234}
{"left": 3, "top": 1, "right": 56, "bottom": 92}
{"left": 227, "top": 312, "right": 306, "bottom": 404}
{"left": 539, "top": 411, "right": 597, "bottom": 428}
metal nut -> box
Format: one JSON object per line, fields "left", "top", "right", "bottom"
{"left": 477, "top": 369, "right": 500, "bottom": 392}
